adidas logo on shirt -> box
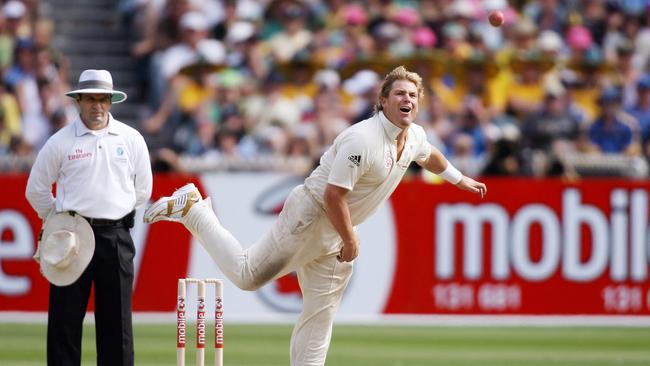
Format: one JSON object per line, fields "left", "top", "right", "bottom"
{"left": 348, "top": 155, "right": 361, "bottom": 167}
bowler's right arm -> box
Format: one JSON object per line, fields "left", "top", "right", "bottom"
{"left": 324, "top": 184, "right": 358, "bottom": 262}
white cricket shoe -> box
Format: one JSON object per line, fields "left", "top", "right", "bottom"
{"left": 144, "top": 183, "right": 202, "bottom": 224}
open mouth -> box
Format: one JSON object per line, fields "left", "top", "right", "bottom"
{"left": 399, "top": 106, "right": 412, "bottom": 113}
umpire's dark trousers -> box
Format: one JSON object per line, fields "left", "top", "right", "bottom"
{"left": 47, "top": 221, "right": 135, "bottom": 366}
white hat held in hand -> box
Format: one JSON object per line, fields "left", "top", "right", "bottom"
{"left": 65, "top": 69, "right": 127, "bottom": 104}
{"left": 39, "top": 212, "right": 95, "bottom": 287}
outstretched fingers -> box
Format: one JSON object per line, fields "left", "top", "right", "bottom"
{"left": 476, "top": 182, "right": 487, "bottom": 198}
{"left": 460, "top": 177, "right": 487, "bottom": 198}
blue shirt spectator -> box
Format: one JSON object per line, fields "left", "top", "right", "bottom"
{"left": 4, "top": 38, "right": 34, "bottom": 89}
{"left": 589, "top": 87, "right": 638, "bottom": 154}
{"left": 588, "top": 118, "right": 633, "bottom": 153}
{"left": 625, "top": 75, "right": 650, "bottom": 144}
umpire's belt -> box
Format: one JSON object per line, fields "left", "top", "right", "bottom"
{"left": 79, "top": 211, "right": 135, "bottom": 228}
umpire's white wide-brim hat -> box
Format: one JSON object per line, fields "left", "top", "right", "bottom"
{"left": 65, "top": 69, "right": 127, "bottom": 104}
{"left": 40, "top": 212, "right": 95, "bottom": 287}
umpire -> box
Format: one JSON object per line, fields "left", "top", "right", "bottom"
{"left": 26, "top": 69, "right": 153, "bottom": 365}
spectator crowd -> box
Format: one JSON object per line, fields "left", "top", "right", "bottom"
{"left": 2, "top": 0, "right": 650, "bottom": 179}
{"left": 0, "top": 0, "right": 73, "bottom": 170}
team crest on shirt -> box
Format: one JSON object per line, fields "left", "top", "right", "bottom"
{"left": 347, "top": 154, "right": 361, "bottom": 167}
{"left": 384, "top": 149, "right": 393, "bottom": 169}
{"left": 114, "top": 145, "right": 128, "bottom": 162}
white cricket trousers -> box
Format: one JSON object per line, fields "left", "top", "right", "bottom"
{"left": 181, "top": 185, "right": 353, "bottom": 366}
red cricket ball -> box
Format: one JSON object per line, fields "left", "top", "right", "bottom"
{"left": 488, "top": 10, "right": 504, "bottom": 27}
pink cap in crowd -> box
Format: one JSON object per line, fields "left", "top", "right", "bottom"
{"left": 413, "top": 27, "right": 437, "bottom": 48}
{"left": 566, "top": 26, "right": 593, "bottom": 51}
{"left": 343, "top": 4, "right": 367, "bottom": 26}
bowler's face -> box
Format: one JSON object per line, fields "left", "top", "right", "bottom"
{"left": 380, "top": 79, "right": 419, "bottom": 129}
{"left": 78, "top": 93, "right": 111, "bottom": 129}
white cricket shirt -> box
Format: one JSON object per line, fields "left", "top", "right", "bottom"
{"left": 304, "top": 111, "right": 431, "bottom": 225}
{"left": 26, "top": 114, "right": 153, "bottom": 220}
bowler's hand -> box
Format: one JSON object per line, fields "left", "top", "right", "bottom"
{"left": 337, "top": 239, "right": 359, "bottom": 262}
{"left": 456, "top": 176, "right": 487, "bottom": 198}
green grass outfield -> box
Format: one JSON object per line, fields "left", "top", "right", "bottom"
{"left": 1, "top": 323, "right": 650, "bottom": 365}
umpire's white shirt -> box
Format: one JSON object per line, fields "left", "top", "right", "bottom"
{"left": 304, "top": 111, "right": 431, "bottom": 226}
{"left": 26, "top": 114, "right": 153, "bottom": 220}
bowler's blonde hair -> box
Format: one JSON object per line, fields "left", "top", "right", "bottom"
{"left": 374, "top": 66, "right": 424, "bottom": 114}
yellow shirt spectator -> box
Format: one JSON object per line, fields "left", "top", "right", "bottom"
{"left": 0, "top": 92, "right": 21, "bottom": 147}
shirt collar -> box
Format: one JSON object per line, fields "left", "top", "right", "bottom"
{"left": 74, "top": 113, "right": 119, "bottom": 136}
{"left": 378, "top": 111, "right": 404, "bottom": 142}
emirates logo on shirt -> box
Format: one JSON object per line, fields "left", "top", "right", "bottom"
{"left": 347, "top": 155, "right": 361, "bottom": 167}
{"left": 68, "top": 148, "right": 92, "bottom": 161}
